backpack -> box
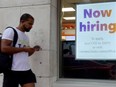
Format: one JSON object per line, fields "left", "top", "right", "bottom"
{"left": 0, "top": 27, "right": 18, "bottom": 73}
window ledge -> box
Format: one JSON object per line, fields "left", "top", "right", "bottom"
{"left": 53, "top": 78, "right": 116, "bottom": 87}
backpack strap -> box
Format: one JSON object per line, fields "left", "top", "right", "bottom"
{"left": 6, "top": 26, "right": 18, "bottom": 47}
{"left": 5, "top": 26, "right": 18, "bottom": 68}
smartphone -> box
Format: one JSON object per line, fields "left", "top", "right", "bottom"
{"left": 33, "top": 45, "right": 41, "bottom": 51}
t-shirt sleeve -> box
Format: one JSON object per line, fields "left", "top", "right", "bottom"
{"left": 2, "top": 28, "right": 14, "bottom": 41}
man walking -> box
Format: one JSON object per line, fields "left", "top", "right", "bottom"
{"left": 1, "top": 13, "right": 40, "bottom": 87}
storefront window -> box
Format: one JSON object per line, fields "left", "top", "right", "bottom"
{"left": 60, "top": 0, "right": 116, "bottom": 80}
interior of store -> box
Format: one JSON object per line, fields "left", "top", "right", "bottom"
{"left": 61, "top": 0, "right": 116, "bottom": 79}
{"left": 61, "top": 0, "right": 116, "bottom": 40}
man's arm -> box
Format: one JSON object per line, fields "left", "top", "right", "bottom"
{"left": 1, "top": 39, "right": 35, "bottom": 55}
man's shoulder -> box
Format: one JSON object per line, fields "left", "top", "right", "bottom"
{"left": 2, "top": 27, "right": 16, "bottom": 40}
{"left": 6, "top": 26, "right": 16, "bottom": 30}
{"left": 3, "top": 27, "right": 16, "bottom": 33}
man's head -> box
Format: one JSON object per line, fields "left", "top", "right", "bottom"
{"left": 20, "top": 13, "right": 34, "bottom": 32}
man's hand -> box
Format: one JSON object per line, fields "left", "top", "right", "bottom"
{"left": 33, "top": 45, "right": 42, "bottom": 51}
{"left": 24, "top": 47, "right": 35, "bottom": 56}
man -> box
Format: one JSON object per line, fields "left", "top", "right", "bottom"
{"left": 1, "top": 13, "right": 40, "bottom": 87}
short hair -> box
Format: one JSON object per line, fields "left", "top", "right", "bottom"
{"left": 20, "top": 13, "right": 34, "bottom": 22}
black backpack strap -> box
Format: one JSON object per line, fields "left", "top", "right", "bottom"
{"left": 6, "top": 26, "right": 18, "bottom": 47}
{"left": 5, "top": 27, "right": 18, "bottom": 68}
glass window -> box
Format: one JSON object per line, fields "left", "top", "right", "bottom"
{"left": 60, "top": 0, "right": 116, "bottom": 80}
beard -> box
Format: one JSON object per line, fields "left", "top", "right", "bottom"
{"left": 25, "top": 28, "right": 30, "bottom": 32}
{"left": 24, "top": 26, "right": 31, "bottom": 32}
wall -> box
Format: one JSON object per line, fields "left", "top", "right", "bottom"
{"left": 0, "top": 0, "right": 58, "bottom": 87}
{"left": 1, "top": 0, "right": 116, "bottom": 87}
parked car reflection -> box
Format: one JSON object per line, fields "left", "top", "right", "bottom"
{"left": 62, "top": 54, "right": 116, "bottom": 79}
{"left": 62, "top": 41, "right": 116, "bottom": 79}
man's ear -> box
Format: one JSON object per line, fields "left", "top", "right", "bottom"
{"left": 21, "top": 20, "right": 25, "bottom": 23}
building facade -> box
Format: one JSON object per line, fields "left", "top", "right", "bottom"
{"left": 0, "top": 0, "right": 116, "bottom": 87}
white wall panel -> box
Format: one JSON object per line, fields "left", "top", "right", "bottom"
{"left": 51, "top": 0, "right": 57, "bottom": 8}
{"left": 20, "top": 0, "right": 50, "bottom": 6}
{"left": 49, "top": 5, "right": 57, "bottom": 77}
{"left": 30, "top": 51, "right": 50, "bottom": 76}
{"left": 0, "top": 7, "right": 20, "bottom": 32}
{"left": 0, "top": 0, "right": 50, "bottom": 7}
{"left": 0, "top": 0, "right": 20, "bottom": 7}
{"left": 50, "top": 6, "right": 57, "bottom": 51}
{"left": 0, "top": 75, "right": 3, "bottom": 87}
{"left": 50, "top": 51, "right": 57, "bottom": 77}
{"left": 36, "top": 77, "right": 51, "bottom": 87}
{"left": 0, "top": 0, "right": 58, "bottom": 87}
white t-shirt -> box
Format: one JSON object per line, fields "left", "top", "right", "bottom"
{"left": 2, "top": 27, "right": 31, "bottom": 71}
